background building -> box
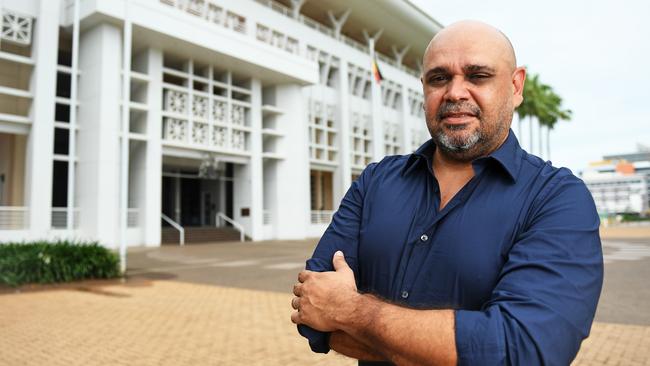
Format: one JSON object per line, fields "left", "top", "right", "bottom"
{"left": 0, "top": 0, "right": 441, "bottom": 247}
{"left": 583, "top": 151, "right": 650, "bottom": 217}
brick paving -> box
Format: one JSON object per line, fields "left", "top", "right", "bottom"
{"left": 0, "top": 280, "right": 353, "bottom": 366}
{"left": 1, "top": 279, "right": 649, "bottom": 365}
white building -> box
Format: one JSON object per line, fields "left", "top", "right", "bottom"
{"left": 0, "top": 0, "right": 441, "bottom": 248}
{"left": 583, "top": 153, "right": 650, "bottom": 216}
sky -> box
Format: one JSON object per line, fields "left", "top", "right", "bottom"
{"left": 411, "top": 0, "right": 650, "bottom": 174}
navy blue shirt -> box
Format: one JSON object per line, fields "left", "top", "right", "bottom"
{"left": 299, "top": 130, "right": 603, "bottom": 365}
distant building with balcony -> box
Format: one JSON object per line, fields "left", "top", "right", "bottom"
{"left": 0, "top": 0, "right": 442, "bottom": 247}
{"left": 582, "top": 152, "right": 650, "bottom": 216}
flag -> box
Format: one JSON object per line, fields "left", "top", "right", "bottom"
{"left": 371, "top": 57, "right": 383, "bottom": 84}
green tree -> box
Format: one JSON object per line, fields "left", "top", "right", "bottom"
{"left": 516, "top": 72, "right": 572, "bottom": 159}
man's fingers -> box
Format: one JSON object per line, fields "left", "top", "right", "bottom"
{"left": 290, "top": 311, "right": 301, "bottom": 324}
{"left": 291, "top": 296, "right": 300, "bottom": 310}
{"left": 298, "top": 270, "right": 312, "bottom": 283}
{"left": 292, "top": 282, "right": 302, "bottom": 296}
{"left": 332, "top": 250, "right": 351, "bottom": 272}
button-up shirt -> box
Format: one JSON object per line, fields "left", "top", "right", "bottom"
{"left": 298, "top": 130, "right": 603, "bottom": 366}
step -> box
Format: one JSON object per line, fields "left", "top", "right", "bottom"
{"left": 161, "top": 227, "right": 243, "bottom": 244}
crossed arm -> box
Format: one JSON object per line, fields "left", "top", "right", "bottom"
{"left": 291, "top": 251, "right": 457, "bottom": 365}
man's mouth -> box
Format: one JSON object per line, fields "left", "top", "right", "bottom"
{"left": 441, "top": 112, "right": 477, "bottom": 124}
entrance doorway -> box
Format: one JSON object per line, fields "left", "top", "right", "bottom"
{"left": 161, "top": 163, "right": 233, "bottom": 228}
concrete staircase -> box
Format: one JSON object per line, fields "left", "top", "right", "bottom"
{"left": 161, "top": 226, "right": 243, "bottom": 245}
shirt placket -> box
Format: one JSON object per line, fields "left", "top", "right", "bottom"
{"left": 396, "top": 173, "right": 483, "bottom": 304}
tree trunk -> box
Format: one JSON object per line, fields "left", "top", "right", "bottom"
{"left": 529, "top": 117, "right": 534, "bottom": 152}
{"left": 546, "top": 127, "right": 551, "bottom": 161}
{"left": 537, "top": 123, "right": 544, "bottom": 159}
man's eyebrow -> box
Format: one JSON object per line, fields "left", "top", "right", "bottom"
{"left": 423, "top": 67, "right": 450, "bottom": 77}
{"left": 463, "top": 64, "right": 496, "bottom": 73}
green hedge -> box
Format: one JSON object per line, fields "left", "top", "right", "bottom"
{"left": 0, "top": 240, "right": 120, "bottom": 287}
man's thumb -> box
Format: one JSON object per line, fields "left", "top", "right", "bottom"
{"left": 332, "top": 251, "right": 350, "bottom": 272}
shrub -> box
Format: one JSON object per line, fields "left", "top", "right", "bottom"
{"left": 0, "top": 240, "right": 120, "bottom": 287}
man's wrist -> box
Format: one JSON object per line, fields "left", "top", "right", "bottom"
{"left": 336, "top": 292, "right": 382, "bottom": 336}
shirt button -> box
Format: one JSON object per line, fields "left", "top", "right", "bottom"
{"left": 401, "top": 291, "right": 409, "bottom": 299}
{"left": 420, "top": 234, "right": 428, "bottom": 242}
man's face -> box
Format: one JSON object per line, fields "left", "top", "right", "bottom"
{"left": 421, "top": 31, "right": 524, "bottom": 162}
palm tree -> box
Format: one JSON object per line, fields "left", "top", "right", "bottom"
{"left": 517, "top": 74, "right": 539, "bottom": 153}
{"left": 516, "top": 72, "right": 571, "bottom": 160}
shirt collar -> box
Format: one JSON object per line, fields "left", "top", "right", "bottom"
{"left": 401, "top": 129, "right": 523, "bottom": 182}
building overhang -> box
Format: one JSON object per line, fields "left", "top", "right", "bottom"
{"left": 68, "top": 0, "right": 319, "bottom": 86}
{"left": 297, "top": 0, "right": 443, "bottom": 68}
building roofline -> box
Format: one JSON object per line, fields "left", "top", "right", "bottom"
{"left": 402, "top": 0, "right": 445, "bottom": 31}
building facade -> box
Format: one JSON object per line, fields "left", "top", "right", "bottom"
{"left": 0, "top": 0, "right": 441, "bottom": 248}
{"left": 583, "top": 152, "right": 650, "bottom": 216}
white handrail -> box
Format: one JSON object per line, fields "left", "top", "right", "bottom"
{"left": 161, "top": 213, "right": 184, "bottom": 246}
{"left": 216, "top": 212, "right": 245, "bottom": 242}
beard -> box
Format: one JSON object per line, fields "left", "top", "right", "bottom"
{"left": 427, "top": 100, "right": 510, "bottom": 162}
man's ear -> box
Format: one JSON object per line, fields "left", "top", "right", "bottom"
{"left": 512, "top": 67, "right": 526, "bottom": 108}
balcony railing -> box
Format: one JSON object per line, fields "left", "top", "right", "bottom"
{"left": 0, "top": 206, "right": 28, "bottom": 230}
{"left": 127, "top": 208, "right": 139, "bottom": 228}
{"left": 51, "top": 207, "right": 79, "bottom": 229}
{"left": 311, "top": 210, "right": 334, "bottom": 224}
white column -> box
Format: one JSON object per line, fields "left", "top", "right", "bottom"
{"left": 274, "top": 84, "right": 310, "bottom": 239}
{"left": 327, "top": 9, "right": 351, "bottom": 39}
{"left": 119, "top": 19, "right": 132, "bottom": 271}
{"left": 143, "top": 48, "right": 163, "bottom": 246}
{"left": 66, "top": 0, "right": 80, "bottom": 230}
{"left": 400, "top": 84, "right": 411, "bottom": 154}
{"left": 76, "top": 23, "right": 123, "bottom": 247}
{"left": 25, "top": 0, "right": 60, "bottom": 236}
{"left": 336, "top": 61, "right": 352, "bottom": 202}
{"left": 249, "top": 78, "right": 264, "bottom": 240}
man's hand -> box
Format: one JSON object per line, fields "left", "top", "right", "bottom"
{"left": 291, "top": 251, "right": 359, "bottom": 332}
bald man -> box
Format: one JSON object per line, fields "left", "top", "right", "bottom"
{"left": 292, "top": 21, "right": 603, "bottom": 365}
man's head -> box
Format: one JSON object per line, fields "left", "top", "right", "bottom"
{"left": 421, "top": 20, "right": 526, "bottom": 162}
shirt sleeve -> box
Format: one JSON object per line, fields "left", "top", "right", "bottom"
{"left": 298, "top": 162, "right": 378, "bottom": 353}
{"left": 455, "top": 173, "right": 604, "bottom": 365}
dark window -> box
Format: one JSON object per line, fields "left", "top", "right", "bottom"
{"left": 55, "top": 103, "right": 70, "bottom": 122}
{"left": 51, "top": 161, "right": 68, "bottom": 207}
{"left": 54, "top": 128, "right": 69, "bottom": 155}
{"left": 56, "top": 72, "right": 71, "bottom": 98}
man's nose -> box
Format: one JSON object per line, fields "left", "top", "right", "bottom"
{"left": 444, "top": 76, "right": 471, "bottom": 102}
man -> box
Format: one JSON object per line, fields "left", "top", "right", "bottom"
{"left": 291, "top": 20, "right": 603, "bottom": 365}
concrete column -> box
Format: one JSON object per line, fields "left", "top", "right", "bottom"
{"left": 274, "top": 84, "right": 310, "bottom": 239}
{"left": 391, "top": 45, "right": 410, "bottom": 66}
{"left": 25, "top": 0, "right": 60, "bottom": 235}
{"left": 76, "top": 23, "right": 123, "bottom": 247}
{"left": 143, "top": 48, "right": 163, "bottom": 246}
{"left": 327, "top": 9, "right": 351, "bottom": 39}
{"left": 249, "top": 78, "right": 264, "bottom": 240}
{"left": 400, "top": 84, "right": 411, "bottom": 154}
{"left": 336, "top": 61, "right": 351, "bottom": 203}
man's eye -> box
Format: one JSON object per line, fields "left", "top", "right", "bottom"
{"left": 469, "top": 74, "right": 490, "bottom": 80}
{"left": 428, "top": 75, "right": 448, "bottom": 84}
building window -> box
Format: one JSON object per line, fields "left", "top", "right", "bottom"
{"left": 309, "top": 101, "right": 338, "bottom": 164}
{"left": 350, "top": 113, "right": 372, "bottom": 170}
{"left": 384, "top": 122, "right": 401, "bottom": 155}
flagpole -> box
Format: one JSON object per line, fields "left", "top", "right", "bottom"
{"left": 369, "top": 39, "right": 384, "bottom": 160}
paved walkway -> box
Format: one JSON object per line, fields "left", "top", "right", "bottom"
{"left": 1, "top": 280, "right": 353, "bottom": 366}
{"left": 1, "top": 279, "right": 648, "bottom": 365}
{"left": 1, "top": 237, "right": 649, "bottom": 365}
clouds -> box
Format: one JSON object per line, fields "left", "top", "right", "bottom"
{"left": 412, "top": 0, "right": 650, "bottom": 173}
